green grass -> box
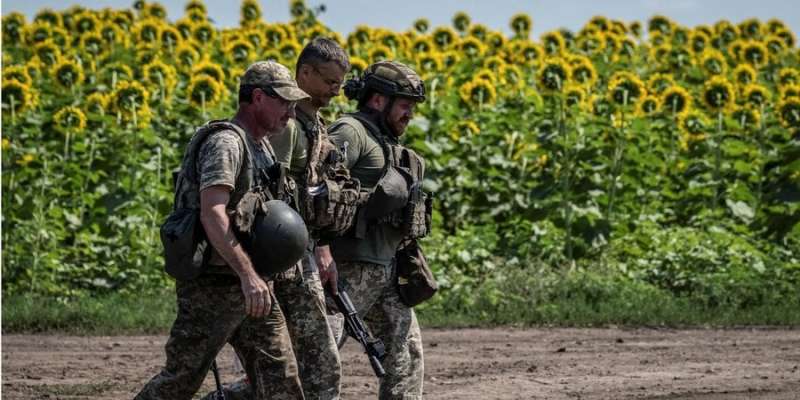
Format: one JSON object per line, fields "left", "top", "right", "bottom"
{"left": 4, "top": 270, "right": 798, "bottom": 334}
{"left": 2, "top": 290, "right": 177, "bottom": 335}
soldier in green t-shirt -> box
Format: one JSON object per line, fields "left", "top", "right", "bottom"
{"left": 327, "top": 61, "right": 428, "bottom": 400}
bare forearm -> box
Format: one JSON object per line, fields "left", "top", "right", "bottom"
{"left": 201, "top": 205, "right": 259, "bottom": 281}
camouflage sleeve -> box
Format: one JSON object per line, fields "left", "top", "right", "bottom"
{"left": 270, "top": 119, "right": 298, "bottom": 169}
{"left": 196, "top": 130, "right": 243, "bottom": 192}
{"left": 327, "top": 121, "right": 363, "bottom": 170}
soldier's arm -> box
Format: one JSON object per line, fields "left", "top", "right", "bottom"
{"left": 200, "top": 187, "right": 271, "bottom": 318}
{"left": 327, "top": 122, "right": 362, "bottom": 170}
{"left": 197, "top": 131, "right": 271, "bottom": 317}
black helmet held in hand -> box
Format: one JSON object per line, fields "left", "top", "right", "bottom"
{"left": 343, "top": 60, "right": 426, "bottom": 103}
{"left": 241, "top": 200, "right": 309, "bottom": 276}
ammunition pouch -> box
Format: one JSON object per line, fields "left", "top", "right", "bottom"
{"left": 298, "top": 114, "right": 361, "bottom": 238}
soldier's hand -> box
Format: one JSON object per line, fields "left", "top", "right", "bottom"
{"left": 315, "top": 245, "right": 338, "bottom": 295}
{"left": 241, "top": 274, "right": 272, "bottom": 318}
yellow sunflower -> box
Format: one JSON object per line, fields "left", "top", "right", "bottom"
{"left": 33, "top": 40, "right": 61, "bottom": 66}
{"left": 732, "top": 64, "right": 757, "bottom": 85}
{"left": 778, "top": 68, "right": 800, "bottom": 87}
{"left": 432, "top": 27, "right": 457, "bottom": 50}
{"left": 160, "top": 25, "right": 183, "bottom": 49}
{"left": 53, "top": 58, "right": 85, "bottom": 89}
{"left": 714, "top": 20, "right": 740, "bottom": 46}
{"left": 648, "top": 15, "right": 673, "bottom": 35}
{"left": 187, "top": 74, "right": 226, "bottom": 109}
{"left": 742, "top": 83, "right": 771, "bottom": 108}
{"left": 677, "top": 109, "right": 711, "bottom": 148}
{"left": 537, "top": 58, "right": 571, "bottom": 93}
{"left": 349, "top": 57, "right": 368, "bottom": 77}
{"left": 280, "top": 41, "right": 303, "bottom": 61}
{"left": 143, "top": 60, "right": 178, "bottom": 101}
{"left": 570, "top": 58, "right": 598, "bottom": 88}
{"left": 541, "top": 31, "right": 566, "bottom": 55}
{"left": 564, "top": 84, "right": 589, "bottom": 109}
{"left": 452, "top": 11, "right": 471, "bottom": 33}
{"left": 413, "top": 18, "right": 430, "bottom": 34}
{"left": 740, "top": 40, "right": 769, "bottom": 68}
{"left": 132, "top": 18, "right": 162, "bottom": 44}
{"left": 449, "top": 120, "right": 480, "bottom": 141}
{"left": 99, "top": 22, "right": 125, "bottom": 45}
{"left": 3, "top": 12, "right": 27, "bottom": 44}
{"left": 416, "top": 53, "right": 443, "bottom": 76}
{"left": 576, "top": 31, "right": 606, "bottom": 56}
{"left": 85, "top": 92, "right": 111, "bottom": 114}
{"left": 192, "top": 20, "right": 217, "bottom": 44}
{"left": 636, "top": 94, "right": 662, "bottom": 116}
{"left": 702, "top": 76, "right": 736, "bottom": 112}
{"left": 516, "top": 42, "right": 544, "bottom": 66}
{"left": 457, "top": 37, "right": 487, "bottom": 58}
{"left": 699, "top": 49, "right": 727, "bottom": 76}
{"left": 661, "top": 85, "right": 692, "bottom": 117}
{"left": 34, "top": 8, "right": 62, "bottom": 27}
{"left": 176, "top": 42, "right": 200, "bottom": 67}
{"left": 2, "top": 79, "right": 37, "bottom": 115}
{"left": 112, "top": 81, "right": 150, "bottom": 117}
{"left": 688, "top": 29, "right": 711, "bottom": 54}
{"left": 191, "top": 59, "right": 226, "bottom": 83}
{"left": 499, "top": 64, "right": 525, "bottom": 90}
{"left": 53, "top": 106, "right": 87, "bottom": 135}
{"left": 776, "top": 97, "right": 800, "bottom": 128}
{"left": 483, "top": 56, "right": 507, "bottom": 72}
{"left": 80, "top": 31, "right": 105, "bottom": 57}
{"left": 143, "top": 2, "right": 168, "bottom": 19}
{"left": 780, "top": 84, "right": 800, "bottom": 100}
{"left": 607, "top": 71, "right": 647, "bottom": 108}
{"left": 185, "top": 0, "right": 206, "bottom": 15}
{"left": 775, "top": 28, "right": 796, "bottom": 48}
{"left": 459, "top": 78, "right": 497, "bottom": 108}
{"left": 738, "top": 18, "right": 762, "bottom": 39}
{"left": 730, "top": 105, "right": 761, "bottom": 131}
{"left": 226, "top": 38, "right": 256, "bottom": 65}
{"left": 368, "top": 45, "right": 394, "bottom": 63}
{"left": 3, "top": 65, "right": 32, "bottom": 86}
{"left": 290, "top": 0, "right": 306, "bottom": 18}
{"left": 468, "top": 24, "right": 489, "bottom": 41}
{"left": 240, "top": 0, "right": 262, "bottom": 26}
{"left": 646, "top": 73, "right": 675, "bottom": 95}
{"left": 510, "top": 13, "right": 532, "bottom": 38}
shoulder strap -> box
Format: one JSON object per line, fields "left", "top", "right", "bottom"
{"left": 174, "top": 120, "right": 257, "bottom": 210}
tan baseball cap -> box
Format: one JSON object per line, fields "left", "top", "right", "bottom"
{"left": 240, "top": 61, "right": 309, "bottom": 101}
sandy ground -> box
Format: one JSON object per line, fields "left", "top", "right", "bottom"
{"left": 2, "top": 327, "right": 799, "bottom": 399}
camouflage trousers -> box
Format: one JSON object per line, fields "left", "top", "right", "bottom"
{"left": 335, "top": 261, "right": 424, "bottom": 400}
{"left": 134, "top": 273, "right": 304, "bottom": 400}
{"left": 201, "top": 247, "right": 342, "bottom": 400}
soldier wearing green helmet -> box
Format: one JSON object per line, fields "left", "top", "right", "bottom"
{"left": 326, "top": 60, "right": 430, "bottom": 399}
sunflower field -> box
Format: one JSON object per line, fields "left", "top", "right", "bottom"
{"left": 2, "top": 1, "right": 799, "bottom": 320}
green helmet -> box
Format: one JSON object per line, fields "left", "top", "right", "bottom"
{"left": 344, "top": 60, "right": 426, "bottom": 102}
{"left": 242, "top": 200, "right": 309, "bottom": 276}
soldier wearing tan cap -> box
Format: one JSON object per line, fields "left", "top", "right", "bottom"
{"left": 135, "top": 60, "right": 308, "bottom": 400}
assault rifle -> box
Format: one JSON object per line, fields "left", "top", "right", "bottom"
{"left": 327, "top": 284, "right": 386, "bottom": 377}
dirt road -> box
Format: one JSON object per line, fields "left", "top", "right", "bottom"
{"left": 3, "top": 327, "right": 799, "bottom": 399}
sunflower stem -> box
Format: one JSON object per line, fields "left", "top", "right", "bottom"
{"left": 555, "top": 95, "right": 574, "bottom": 265}
{"left": 754, "top": 103, "right": 766, "bottom": 217}
{"left": 63, "top": 130, "right": 71, "bottom": 161}
{"left": 201, "top": 91, "right": 207, "bottom": 119}
{"left": 712, "top": 111, "right": 723, "bottom": 210}
{"left": 9, "top": 94, "right": 16, "bottom": 124}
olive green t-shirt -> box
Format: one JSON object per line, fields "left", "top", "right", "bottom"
{"left": 327, "top": 113, "right": 405, "bottom": 266}
{"left": 270, "top": 119, "right": 308, "bottom": 181}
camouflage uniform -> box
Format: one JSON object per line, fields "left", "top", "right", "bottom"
{"left": 136, "top": 127, "right": 304, "bottom": 400}
{"left": 327, "top": 109, "right": 425, "bottom": 400}
{"left": 138, "top": 61, "right": 311, "bottom": 400}
{"left": 201, "top": 109, "right": 343, "bottom": 400}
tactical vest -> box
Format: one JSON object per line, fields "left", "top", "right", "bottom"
{"left": 330, "top": 113, "right": 432, "bottom": 240}
{"left": 293, "top": 110, "right": 361, "bottom": 239}
{"left": 166, "top": 120, "right": 294, "bottom": 278}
